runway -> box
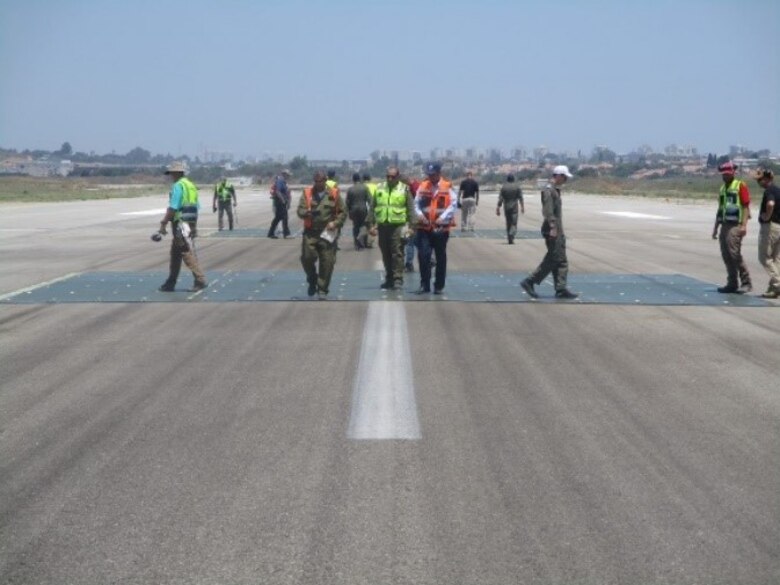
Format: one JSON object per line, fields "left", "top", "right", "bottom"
{"left": 1, "top": 188, "right": 778, "bottom": 584}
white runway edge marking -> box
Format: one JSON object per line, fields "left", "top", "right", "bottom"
{"left": 601, "top": 211, "right": 672, "bottom": 220}
{"left": 348, "top": 301, "right": 421, "bottom": 440}
{"left": 0, "top": 272, "right": 82, "bottom": 302}
{"left": 120, "top": 209, "right": 167, "bottom": 216}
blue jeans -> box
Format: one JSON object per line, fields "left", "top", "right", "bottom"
{"left": 404, "top": 237, "right": 415, "bottom": 266}
{"left": 416, "top": 229, "right": 449, "bottom": 291}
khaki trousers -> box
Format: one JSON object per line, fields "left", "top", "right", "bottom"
{"left": 167, "top": 227, "right": 206, "bottom": 287}
{"left": 719, "top": 223, "right": 751, "bottom": 288}
{"left": 758, "top": 221, "right": 780, "bottom": 293}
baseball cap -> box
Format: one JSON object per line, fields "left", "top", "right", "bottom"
{"left": 425, "top": 162, "right": 442, "bottom": 175}
{"left": 552, "top": 165, "right": 573, "bottom": 178}
{"left": 718, "top": 161, "right": 738, "bottom": 175}
{"left": 754, "top": 168, "right": 774, "bottom": 181}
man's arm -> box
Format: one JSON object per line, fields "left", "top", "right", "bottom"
{"left": 436, "top": 187, "right": 459, "bottom": 225}
{"left": 414, "top": 192, "right": 429, "bottom": 225}
{"left": 405, "top": 191, "right": 416, "bottom": 227}
{"left": 160, "top": 183, "right": 183, "bottom": 232}
{"left": 331, "top": 191, "right": 347, "bottom": 230}
{"left": 738, "top": 183, "right": 750, "bottom": 235}
{"left": 541, "top": 188, "right": 557, "bottom": 237}
{"left": 296, "top": 192, "right": 310, "bottom": 220}
{"left": 761, "top": 191, "right": 776, "bottom": 222}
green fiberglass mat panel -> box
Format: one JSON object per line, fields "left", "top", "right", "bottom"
{"left": 208, "top": 228, "right": 541, "bottom": 240}
{"left": 1, "top": 272, "right": 775, "bottom": 307}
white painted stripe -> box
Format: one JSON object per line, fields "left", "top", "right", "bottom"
{"left": 0, "top": 228, "right": 48, "bottom": 232}
{"left": 348, "top": 302, "right": 421, "bottom": 440}
{"left": 601, "top": 211, "right": 672, "bottom": 220}
{"left": 120, "top": 209, "right": 167, "bottom": 216}
{"left": 0, "top": 272, "right": 82, "bottom": 301}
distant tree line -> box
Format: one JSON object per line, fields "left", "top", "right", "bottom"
{"left": 2, "top": 142, "right": 777, "bottom": 182}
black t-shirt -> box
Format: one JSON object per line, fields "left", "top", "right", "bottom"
{"left": 760, "top": 184, "right": 780, "bottom": 224}
{"left": 459, "top": 178, "right": 479, "bottom": 198}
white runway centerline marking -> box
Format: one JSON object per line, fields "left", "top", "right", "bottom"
{"left": 601, "top": 211, "right": 672, "bottom": 220}
{"left": 348, "top": 302, "right": 421, "bottom": 440}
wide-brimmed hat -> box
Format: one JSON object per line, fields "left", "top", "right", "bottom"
{"left": 164, "top": 161, "right": 187, "bottom": 174}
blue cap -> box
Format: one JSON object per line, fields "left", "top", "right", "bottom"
{"left": 425, "top": 162, "right": 442, "bottom": 175}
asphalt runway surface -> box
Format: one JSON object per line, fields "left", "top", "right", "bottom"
{"left": 1, "top": 187, "right": 778, "bottom": 584}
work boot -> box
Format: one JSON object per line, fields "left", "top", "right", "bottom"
{"left": 189, "top": 281, "right": 208, "bottom": 292}
{"left": 508, "top": 236, "right": 514, "bottom": 244}
{"left": 717, "top": 285, "right": 738, "bottom": 293}
{"left": 268, "top": 234, "right": 278, "bottom": 239}
{"left": 393, "top": 280, "right": 403, "bottom": 291}
{"left": 555, "top": 289, "right": 579, "bottom": 299}
{"left": 520, "top": 279, "right": 538, "bottom": 298}
{"left": 307, "top": 284, "right": 317, "bottom": 297}
{"left": 380, "top": 281, "right": 393, "bottom": 290}
{"left": 433, "top": 287, "right": 444, "bottom": 295}
{"left": 761, "top": 289, "right": 779, "bottom": 299}
{"left": 414, "top": 286, "right": 431, "bottom": 295}
{"left": 158, "top": 282, "right": 175, "bottom": 292}
{"left": 739, "top": 282, "right": 753, "bottom": 293}
{"left": 318, "top": 291, "right": 328, "bottom": 300}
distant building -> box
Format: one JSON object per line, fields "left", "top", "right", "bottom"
{"left": 1, "top": 157, "right": 73, "bottom": 177}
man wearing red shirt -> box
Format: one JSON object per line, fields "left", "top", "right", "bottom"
{"left": 712, "top": 161, "right": 752, "bottom": 293}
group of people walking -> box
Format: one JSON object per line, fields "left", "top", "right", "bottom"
{"left": 291, "top": 162, "right": 460, "bottom": 298}
{"left": 154, "top": 159, "right": 780, "bottom": 302}
{"left": 712, "top": 161, "right": 780, "bottom": 298}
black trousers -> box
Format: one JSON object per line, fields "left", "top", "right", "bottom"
{"left": 416, "top": 229, "right": 449, "bottom": 291}
{"left": 268, "top": 200, "right": 290, "bottom": 237}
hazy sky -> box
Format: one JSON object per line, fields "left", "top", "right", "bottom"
{"left": 1, "top": 0, "right": 778, "bottom": 160}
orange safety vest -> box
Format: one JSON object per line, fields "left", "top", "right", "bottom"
{"left": 417, "top": 178, "right": 455, "bottom": 232}
{"left": 303, "top": 186, "right": 340, "bottom": 230}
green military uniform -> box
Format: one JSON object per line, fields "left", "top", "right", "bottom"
{"left": 497, "top": 182, "right": 523, "bottom": 244}
{"left": 346, "top": 181, "right": 372, "bottom": 249}
{"left": 368, "top": 180, "right": 415, "bottom": 288}
{"left": 527, "top": 182, "right": 568, "bottom": 292}
{"left": 297, "top": 186, "right": 346, "bottom": 298}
